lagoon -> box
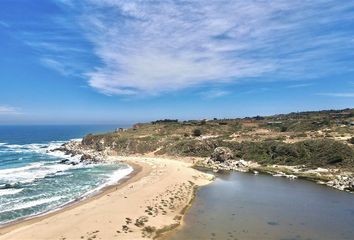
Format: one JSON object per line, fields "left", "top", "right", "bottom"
{"left": 170, "top": 171, "right": 354, "bottom": 240}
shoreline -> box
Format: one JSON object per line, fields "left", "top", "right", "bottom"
{"left": 0, "top": 156, "right": 213, "bottom": 240}
{"left": 0, "top": 161, "right": 144, "bottom": 235}
{"left": 195, "top": 157, "right": 354, "bottom": 193}
{"left": 1, "top": 153, "right": 351, "bottom": 239}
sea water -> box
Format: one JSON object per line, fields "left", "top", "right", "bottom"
{"left": 0, "top": 125, "right": 131, "bottom": 225}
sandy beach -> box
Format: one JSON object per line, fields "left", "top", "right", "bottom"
{"left": 0, "top": 156, "right": 213, "bottom": 240}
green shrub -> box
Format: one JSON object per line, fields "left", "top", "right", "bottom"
{"left": 200, "top": 119, "right": 207, "bottom": 125}
{"left": 143, "top": 226, "right": 156, "bottom": 233}
{"left": 280, "top": 126, "right": 288, "bottom": 132}
{"left": 225, "top": 139, "right": 354, "bottom": 168}
{"left": 192, "top": 129, "right": 202, "bottom": 137}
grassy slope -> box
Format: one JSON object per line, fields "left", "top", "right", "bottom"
{"left": 82, "top": 108, "right": 354, "bottom": 171}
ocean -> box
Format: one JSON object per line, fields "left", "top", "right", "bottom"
{"left": 0, "top": 125, "right": 132, "bottom": 225}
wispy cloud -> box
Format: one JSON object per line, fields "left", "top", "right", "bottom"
{"left": 25, "top": 41, "right": 85, "bottom": 53}
{"left": 200, "top": 89, "right": 229, "bottom": 99}
{"left": 0, "top": 105, "right": 21, "bottom": 115}
{"left": 317, "top": 93, "right": 354, "bottom": 98}
{"left": 40, "top": 57, "right": 72, "bottom": 76}
{"left": 14, "top": 12, "right": 92, "bottom": 77}
{"left": 242, "top": 87, "right": 271, "bottom": 95}
{"left": 47, "top": 1, "right": 354, "bottom": 95}
{"left": 287, "top": 83, "right": 313, "bottom": 89}
{"left": 0, "top": 21, "right": 10, "bottom": 28}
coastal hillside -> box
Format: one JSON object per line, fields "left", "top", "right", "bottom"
{"left": 81, "top": 108, "right": 354, "bottom": 171}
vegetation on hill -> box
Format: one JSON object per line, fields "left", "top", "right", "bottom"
{"left": 82, "top": 108, "right": 354, "bottom": 170}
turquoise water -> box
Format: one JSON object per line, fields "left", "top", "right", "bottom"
{"left": 170, "top": 171, "right": 354, "bottom": 240}
{"left": 0, "top": 125, "right": 131, "bottom": 225}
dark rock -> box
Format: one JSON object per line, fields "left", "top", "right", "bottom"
{"left": 51, "top": 147, "right": 65, "bottom": 152}
{"left": 60, "top": 159, "right": 78, "bottom": 165}
{"left": 347, "top": 181, "right": 354, "bottom": 191}
{"left": 80, "top": 154, "right": 92, "bottom": 161}
{"left": 2, "top": 183, "right": 13, "bottom": 189}
{"left": 59, "top": 159, "right": 71, "bottom": 164}
{"left": 96, "top": 140, "right": 105, "bottom": 151}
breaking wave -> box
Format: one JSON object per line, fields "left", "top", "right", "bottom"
{"left": 0, "top": 188, "right": 24, "bottom": 196}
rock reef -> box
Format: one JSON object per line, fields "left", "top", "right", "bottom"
{"left": 53, "top": 140, "right": 108, "bottom": 165}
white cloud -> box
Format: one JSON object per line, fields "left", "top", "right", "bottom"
{"left": 0, "top": 105, "right": 21, "bottom": 115}
{"left": 57, "top": 0, "right": 354, "bottom": 95}
{"left": 82, "top": 1, "right": 282, "bottom": 95}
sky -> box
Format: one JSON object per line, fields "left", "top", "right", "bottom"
{"left": 0, "top": 0, "right": 354, "bottom": 124}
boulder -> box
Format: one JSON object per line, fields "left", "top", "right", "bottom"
{"left": 80, "top": 154, "right": 92, "bottom": 161}
{"left": 96, "top": 139, "right": 105, "bottom": 151}
{"left": 59, "top": 159, "right": 71, "bottom": 164}
{"left": 59, "top": 158, "right": 79, "bottom": 165}
{"left": 211, "top": 147, "right": 233, "bottom": 162}
{"left": 326, "top": 174, "right": 354, "bottom": 191}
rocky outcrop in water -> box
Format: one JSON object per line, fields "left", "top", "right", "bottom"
{"left": 326, "top": 174, "right": 354, "bottom": 191}
{"left": 54, "top": 140, "right": 108, "bottom": 164}
{"left": 59, "top": 159, "right": 77, "bottom": 165}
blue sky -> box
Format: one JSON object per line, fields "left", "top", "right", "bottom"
{"left": 0, "top": 0, "right": 354, "bottom": 124}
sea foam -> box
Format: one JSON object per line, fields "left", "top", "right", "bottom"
{"left": 0, "top": 196, "right": 62, "bottom": 214}
{"left": 82, "top": 166, "right": 134, "bottom": 198}
{"left": 0, "top": 188, "right": 24, "bottom": 196}
{"left": 0, "top": 162, "right": 73, "bottom": 184}
{"left": 0, "top": 137, "right": 133, "bottom": 226}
